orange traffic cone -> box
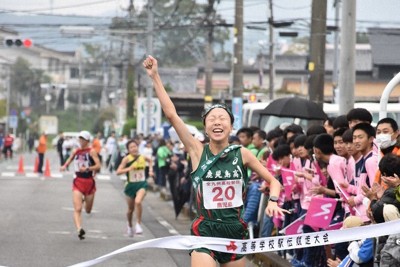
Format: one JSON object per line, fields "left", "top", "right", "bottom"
{"left": 17, "top": 155, "right": 25, "bottom": 174}
{"left": 33, "top": 157, "right": 39, "bottom": 173}
{"left": 44, "top": 159, "right": 51, "bottom": 178}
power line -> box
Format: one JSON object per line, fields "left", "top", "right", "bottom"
{"left": 273, "top": 3, "right": 310, "bottom": 10}
{"left": 0, "top": 0, "right": 116, "bottom": 13}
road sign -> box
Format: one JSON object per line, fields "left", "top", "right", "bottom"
{"left": 136, "top": 97, "right": 161, "bottom": 134}
{"left": 39, "top": 116, "right": 58, "bottom": 134}
{"left": 8, "top": 115, "right": 18, "bottom": 129}
{"left": 232, "top": 97, "right": 243, "bottom": 130}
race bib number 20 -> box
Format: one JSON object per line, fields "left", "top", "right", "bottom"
{"left": 202, "top": 179, "right": 243, "bottom": 209}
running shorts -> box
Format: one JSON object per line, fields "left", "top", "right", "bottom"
{"left": 124, "top": 181, "right": 148, "bottom": 198}
{"left": 73, "top": 177, "right": 96, "bottom": 196}
{"left": 190, "top": 216, "right": 248, "bottom": 264}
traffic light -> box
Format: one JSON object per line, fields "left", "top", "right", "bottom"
{"left": 4, "top": 38, "right": 33, "bottom": 48}
{"left": 248, "top": 93, "right": 257, "bottom": 103}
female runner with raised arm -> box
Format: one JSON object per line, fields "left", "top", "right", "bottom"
{"left": 143, "top": 56, "right": 286, "bottom": 267}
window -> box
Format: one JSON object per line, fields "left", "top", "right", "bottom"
{"left": 70, "top": 67, "right": 79, "bottom": 78}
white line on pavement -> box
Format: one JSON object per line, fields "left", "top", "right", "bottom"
{"left": 156, "top": 216, "right": 179, "bottom": 235}
{"left": 96, "top": 174, "right": 111, "bottom": 180}
{"left": 1, "top": 172, "right": 16, "bottom": 177}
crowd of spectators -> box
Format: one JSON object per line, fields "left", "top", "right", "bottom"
{"left": 236, "top": 107, "right": 400, "bottom": 267}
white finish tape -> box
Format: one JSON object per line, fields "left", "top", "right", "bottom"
{"left": 68, "top": 220, "right": 400, "bottom": 267}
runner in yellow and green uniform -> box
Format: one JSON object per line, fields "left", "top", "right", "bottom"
{"left": 116, "top": 139, "right": 154, "bottom": 237}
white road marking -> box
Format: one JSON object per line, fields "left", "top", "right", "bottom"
{"left": 48, "top": 230, "right": 108, "bottom": 239}
{"left": 51, "top": 173, "right": 63, "bottom": 178}
{"left": 1, "top": 172, "right": 16, "bottom": 177}
{"left": 88, "top": 230, "right": 103, "bottom": 233}
{"left": 48, "top": 231, "right": 71, "bottom": 235}
{"left": 26, "top": 173, "right": 39, "bottom": 178}
{"left": 6, "top": 165, "right": 34, "bottom": 171}
{"left": 156, "top": 216, "right": 179, "bottom": 235}
{"left": 96, "top": 174, "right": 111, "bottom": 180}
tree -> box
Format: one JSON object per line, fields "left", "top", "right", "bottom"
{"left": 80, "top": 43, "right": 108, "bottom": 106}
{"left": 9, "top": 58, "right": 51, "bottom": 134}
{"left": 110, "top": 0, "right": 231, "bottom": 67}
{"left": 10, "top": 57, "right": 33, "bottom": 108}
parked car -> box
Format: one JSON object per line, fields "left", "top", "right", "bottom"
{"left": 51, "top": 132, "right": 80, "bottom": 147}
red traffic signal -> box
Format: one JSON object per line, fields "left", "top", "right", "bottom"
{"left": 4, "top": 38, "right": 33, "bottom": 48}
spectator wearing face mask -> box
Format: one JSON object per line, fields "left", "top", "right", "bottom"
{"left": 373, "top": 118, "right": 400, "bottom": 190}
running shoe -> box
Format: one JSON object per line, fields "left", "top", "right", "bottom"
{"left": 127, "top": 226, "right": 134, "bottom": 237}
{"left": 78, "top": 228, "right": 85, "bottom": 240}
{"left": 135, "top": 223, "right": 143, "bottom": 234}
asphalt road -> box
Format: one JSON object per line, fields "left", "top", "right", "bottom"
{"left": 0, "top": 150, "right": 193, "bottom": 267}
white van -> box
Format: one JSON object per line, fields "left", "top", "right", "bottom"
{"left": 51, "top": 132, "right": 80, "bottom": 146}
{"left": 242, "top": 102, "right": 270, "bottom": 128}
{"left": 243, "top": 101, "right": 317, "bottom": 132}
{"left": 249, "top": 101, "right": 400, "bottom": 133}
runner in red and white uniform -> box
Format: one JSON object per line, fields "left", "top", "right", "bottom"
{"left": 61, "top": 131, "right": 101, "bottom": 240}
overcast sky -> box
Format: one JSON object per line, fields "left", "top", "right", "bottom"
{"left": 1, "top": 0, "right": 400, "bottom": 29}
{"left": 2, "top": 0, "right": 400, "bottom": 58}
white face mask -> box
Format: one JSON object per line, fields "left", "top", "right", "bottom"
{"left": 376, "top": 133, "right": 396, "bottom": 149}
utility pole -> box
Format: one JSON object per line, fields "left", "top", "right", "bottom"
{"left": 146, "top": 0, "right": 154, "bottom": 136}
{"left": 332, "top": 0, "right": 340, "bottom": 103}
{"left": 231, "top": 0, "right": 243, "bottom": 130}
{"left": 204, "top": 0, "right": 216, "bottom": 109}
{"left": 232, "top": 0, "right": 243, "bottom": 99}
{"left": 308, "top": 0, "right": 327, "bottom": 106}
{"left": 268, "top": 0, "right": 275, "bottom": 101}
{"left": 338, "top": 0, "right": 356, "bottom": 115}
{"left": 127, "top": 0, "right": 136, "bottom": 120}
{"left": 5, "top": 66, "right": 10, "bottom": 134}
{"left": 78, "top": 48, "right": 83, "bottom": 129}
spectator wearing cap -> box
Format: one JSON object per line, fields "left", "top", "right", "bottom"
{"left": 37, "top": 131, "right": 48, "bottom": 174}
{"left": 327, "top": 216, "right": 374, "bottom": 267}
{"left": 379, "top": 204, "right": 400, "bottom": 266}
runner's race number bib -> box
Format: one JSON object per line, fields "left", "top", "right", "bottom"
{"left": 203, "top": 179, "right": 243, "bottom": 209}
{"left": 129, "top": 170, "right": 145, "bottom": 182}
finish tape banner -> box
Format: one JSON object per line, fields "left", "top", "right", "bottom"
{"left": 69, "top": 220, "right": 400, "bottom": 267}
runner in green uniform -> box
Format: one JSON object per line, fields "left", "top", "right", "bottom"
{"left": 116, "top": 140, "right": 154, "bottom": 237}
{"left": 143, "top": 56, "right": 286, "bottom": 267}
